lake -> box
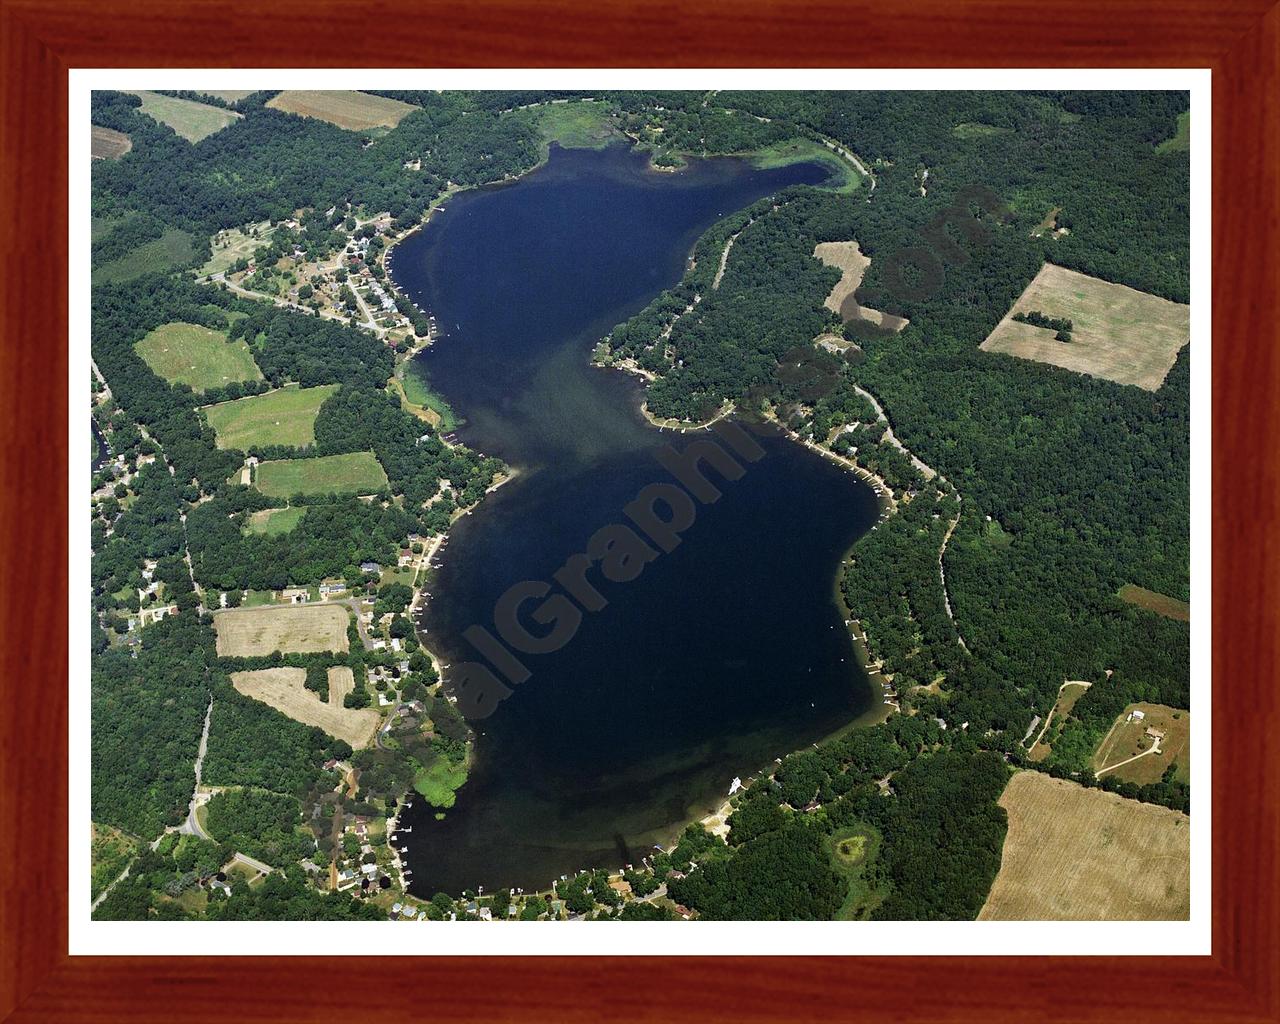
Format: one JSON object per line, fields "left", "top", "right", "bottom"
{"left": 390, "top": 144, "right": 881, "bottom": 895}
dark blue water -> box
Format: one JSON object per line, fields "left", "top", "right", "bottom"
{"left": 391, "top": 145, "right": 880, "bottom": 895}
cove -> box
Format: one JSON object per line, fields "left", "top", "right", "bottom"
{"left": 390, "top": 144, "right": 881, "bottom": 895}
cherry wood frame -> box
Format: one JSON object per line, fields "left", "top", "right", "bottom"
{"left": 2, "top": 1, "right": 1276, "bottom": 1020}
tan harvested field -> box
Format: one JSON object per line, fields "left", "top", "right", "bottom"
{"left": 214, "top": 604, "right": 349, "bottom": 657}
{"left": 1027, "top": 681, "right": 1091, "bottom": 762}
{"left": 327, "top": 665, "right": 356, "bottom": 706}
{"left": 980, "top": 264, "right": 1190, "bottom": 390}
{"left": 1119, "top": 584, "right": 1190, "bottom": 622}
{"left": 979, "top": 772, "right": 1189, "bottom": 920}
{"left": 231, "top": 668, "right": 379, "bottom": 749}
{"left": 1093, "top": 702, "right": 1191, "bottom": 785}
{"left": 813, "top": 241, "right": 908, "bottom": 332}
{"left": 266, "top": 90, "right": 418, "bottom": 132}
{"left": 91, "top": 125, "right": 132, "bottom": 160}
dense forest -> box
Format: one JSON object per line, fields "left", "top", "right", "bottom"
{"left": 663, "top": 717, "right": 1008, "bottom": 920}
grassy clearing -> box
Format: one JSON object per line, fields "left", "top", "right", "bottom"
{"left": 266, "top": 90, "right": 418, "bottom": 132}
{"left": 214, "top": 604, "right": 350, "bottom": 657}
{"left": 91, "top": 228, "right": 197, "bottom": 286}
{"left": 91, "top": 125, "right": 132, "bottom": 160}
{"left": 255, "top": 451, "right": 388, "bottom": 498}
{"left": 379, "top": 565, "right": 418, "bottom": 589}
{"left": 400, "top": 364, "right": 458, "bottom": 431}
{"left": 91, "top": 823, "right": 140, "bottom": 900}
{"left": 1118, "top": 584, "right": 1190, "bottom": 622}
{"left": 979, "top": 772, "right": 1189, "bottom": 920}
{"left": 825, "top": 822, "right": 884, "bottom": 920}
{"left": 749, "top": 138, "right": 859, "bottom": 193}
{"left": 980, "top": 263, "right": 1190, "bottom": 390}
{"left": 1093, "top": 703, "right": 1190, "bottom": 785}
{"left": 202, "top": 383, "right": 338, "bottom": 450}
{"left": 414, "top": 757, "right": 468, "bottom": 808}
{"left": 134, "top": 321, "right": 262, "bottom": 393}
{"left": 200, "top": 221, "right": 276, "bottom": 277}
{"left": 91, "top": 216, "right": 122, "bottom": 242}
{"left": 230, "top": 668, "right": 380, "bottom": 748}
{"left": 127, "top": 91, "right": 242, "bottom": 142}
{"left": 536, "top": 100, "right": 620, "bottom": 150}
{"left": 243, "top": 506, "right": 308, "bottom": 536}
{"left": 1156, "top": 111, "right": 1191, "bottom": 154}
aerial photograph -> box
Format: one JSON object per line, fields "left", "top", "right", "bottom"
{"left": 88, "top": 87, "right": 1192, "bottom": 923}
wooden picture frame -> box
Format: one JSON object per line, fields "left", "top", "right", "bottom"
{"left": 2, "top": 1, "right": 1275, "bottom": 1020}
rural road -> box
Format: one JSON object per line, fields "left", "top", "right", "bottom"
{"left": 333, "top": 598, "right": 373, "bottom": 646}
{"left": 1096, "top": 738, "right": 1161, "bottom": 778}
{"left": 852, "top": 383, "right": 938, "bottom": 481}
{"left": 937, "top": 505, "right": 969, "bottom": 651}
{"left": 178, "top": 697, "right": 215, "bottom": 842}
{"left": 1028, "top": 680, "right": 1094, "bottom": 751}
{"left": 233, "top": 851, "right": 275, "bottom": 875}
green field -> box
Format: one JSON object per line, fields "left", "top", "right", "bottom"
{"left": 748, "top": 138, "right": 860, "bottom": 193}
{"left": 243, "top": 506, "right": 309, "bottom": 536}
{"left": 1157, "top": 111, "right": 1191, "bottom": 154}
{"left": 254, "top": 451, "right": 388, "bottom": 498}
{"left": 203, "top": 384, "right": 338, "bottom": 450}
{"left": 825, "top": 822, "right": 884, "bottom": 920}
{"left": 127, "top": 91, "right": 242, "bottom": 142}
{"left": 91, "top": 227, "right": 197, "bottom": 286}
{"left": 134, "top": 321, "right": 262, "bottom": 393}
{"left": 536, "top": 100, "right": 620, "bottom": 151}
{"left": 401, "top": 365, "right": 458, "bottom": 431}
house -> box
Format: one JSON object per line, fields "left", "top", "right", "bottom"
{"left": 477, "top": 907, "right": 492, "bottom": 921}
{"left": 1127, "top": 709, "right": 1147, "bottom": 723}
{"left": 1145, "top": 727, "right": 1167, "bottom": 741}
{"left": 281, "top": 587, "right": 308, "bottom": 604}
{"left": 359, "top": 562, "right": 381, "bottom": 574}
